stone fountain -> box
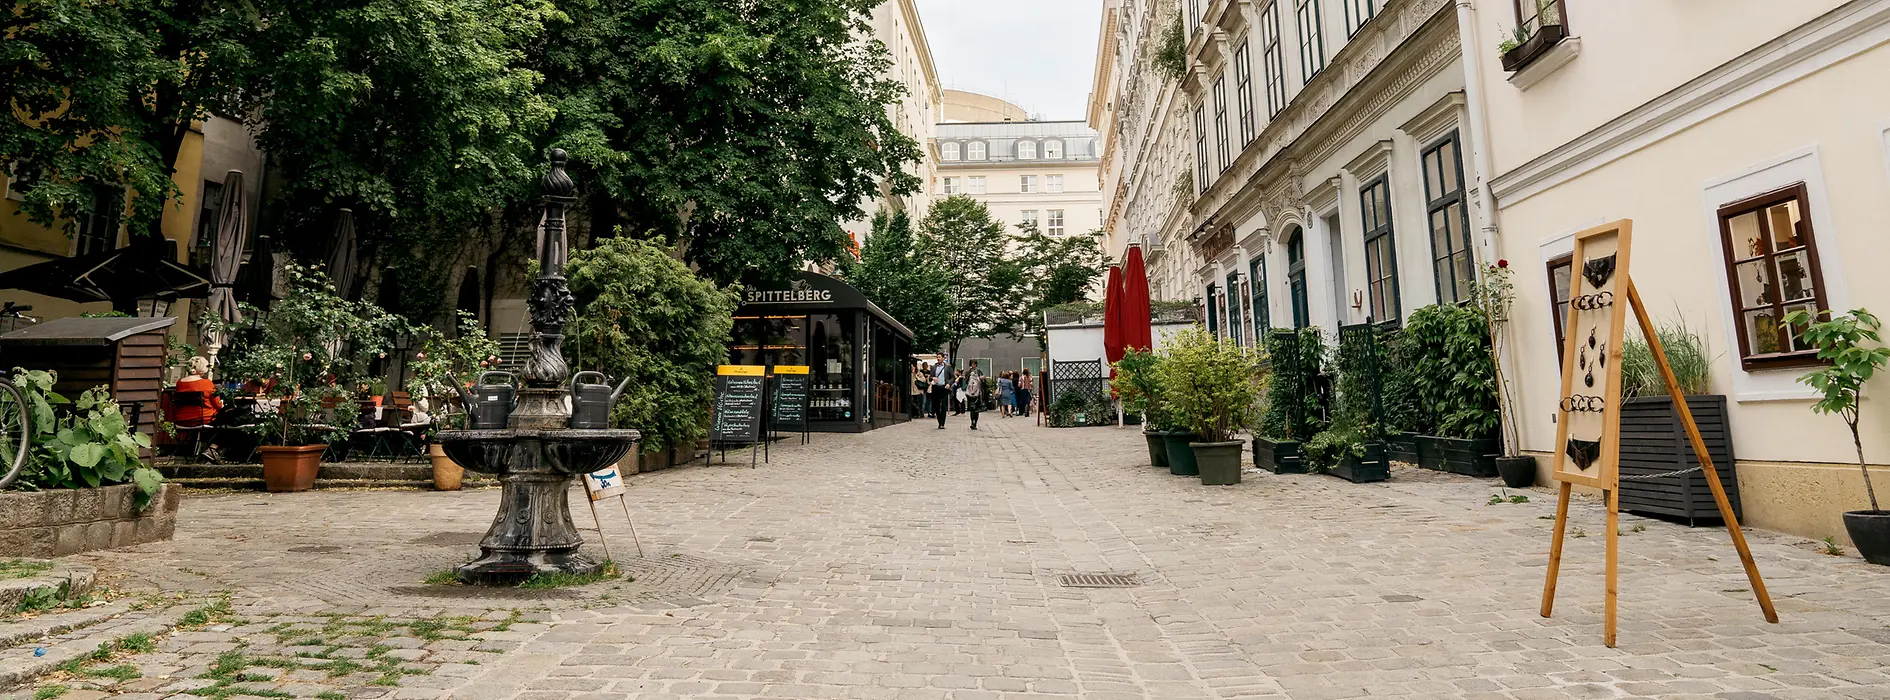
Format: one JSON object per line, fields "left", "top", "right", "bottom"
{"left": 438, "top": 149, "right": 640, "bottom": 586}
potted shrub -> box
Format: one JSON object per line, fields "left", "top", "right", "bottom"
{"left": 219, "top": 263, "right": 408, "bottom": 492}
{"left": 407, "top": 311, "right": 502, "bottom": 491}
{"left": 1783, "top": 308, "right": 1890, "bottom": 565}
{"left": 1469, "top": 260, "right": 1535, "bottom": 487}
{"left": 1253, "top": 328, "right": 1325, "bottom": 474}
{"left": 1158, "top": 327, "right": 1267, "bottom": 486}
{"left": 1615, "top": 316, "right": 1740, "bottom": 523}
{"left": 3, "top": 370, "right": 179, "bottom": 556}
{"left": 1405, "top": 303, "right": 1500, "bottom": 477}
{"left": 1112, "top": 349, "right": 1169, "bottom": 467}
{"left": 1305, "top": 327, "right": 1389, "bottom": 483}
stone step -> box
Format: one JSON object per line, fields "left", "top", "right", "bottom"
{"left": 0, "top": 562, "right": 96, "bottom": 614}
{"left": 0, "top": 600, "right": 191, "bottom": 691}
{"left": 0, "top": 598, "right": 135, "bottom": 650}
{"left": 166, "top": 477, "right": 496, "bottom": 492}
{"left": 159, "top": 461, "right": 490, "bottom": 481}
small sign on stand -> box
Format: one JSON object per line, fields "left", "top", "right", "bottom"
{"left": 581, "top": 464, "right": 643, "bottom": 562}
{"left": 772, "top": 365, "right": 811, "bottom": 446}
{"left": 712, "top": 365, "right": 765, "bottom": 468}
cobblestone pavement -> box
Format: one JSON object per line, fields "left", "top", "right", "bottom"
{"left": 24, "top": 417, "right": 1890, "bottom": 699}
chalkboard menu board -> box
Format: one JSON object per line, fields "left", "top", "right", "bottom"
{"left": 771, "top": 365, "right": 810, "bottom": 429}
{"left": 712, "top": 365, "right": 765, "bottom": 442}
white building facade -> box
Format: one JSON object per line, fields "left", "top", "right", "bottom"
{"left": 934, "top": 112, "right": 1105, "bottom": 239}
{"left": 845, "top": 0, "right": 945, "bottom": 247}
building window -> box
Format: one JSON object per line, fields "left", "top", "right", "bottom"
{"left": 967, "top": 141, "right": 987, "bottom": 161}
{"left": 1260, "top": 2, "right": 1287, "bottom": 117}
{"left": 1717, "top": 183, "right": 1829, "bottom": 370}
{"left": 1021, "top": 210, "right": 1039, "bottom": 229}
{"left": 195, "top": 180, "right": 225, "bottom": 266}
{"left": 1547, "top": 254, "right": 1572, "bottom": 363}
{"left": 1187, "top": 0, "right": 1202, "bottom": 35}
{"left": 1017, "top": 140, "right": 1037, "bottom": 160}
{"left": 1296, "top": 0, "right": 1326, "bottom": 83}
{"left": 1250, "top": 255, "right": 1270, "bottom": 336}
{"left": 1344, "top": 0, "right": 1375, "bottom": 36}
{"left": 1020, "top": 175, "right": 1037, "bottom": 193}
{"left": 1193, "top": 106, "right": 1209, "bottom": 192}
{"left": 942, "top": 177, "right": 959, "bottom": 195}
{"left": 1045, "top": 140, "right": 1064, "bottom": 160}
{"left": 1286, "top": 229, "right": 1310, "bottom": 329}
{"left": 1047, "top": 209, "right": 1065, "bottom": 236}
{"left": 942, "top": 142, "right": 961, "bottom": 161}
{"left": 1211, "top": 75, "right": 1231, "bottom": 173}
{"left": 1421, "top": 131, "right": 1474, "bottom": 305}
{"left": 1047, "top": 174, "right": 1064, "bottom": 193}
{"left": 1515, "top": 0, "right": 1567, "bottom": 34}
{"left": 1206, "top": 283, "right": 1220, "bottom": 336}
{"left": 968, "top": 176, "right": 986, "bottom": 194}
{"left": 75, "top": 186, "right": 123, "bottom": 256}
{"left": 1226, "top": 270, "right": 1243, "bottom": 346}
{"left": 1359, "top": 176, "right": 1399, "bottom": 325}
{"left": 1234, "top": 40, "right": 1256, "bottom": 145}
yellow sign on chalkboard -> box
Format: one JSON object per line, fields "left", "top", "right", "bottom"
{"left": 773, "top": 365, "right": 810, "bottom": 375}
{"left": 717, "top": 365, "right": 765, "bottom": 376}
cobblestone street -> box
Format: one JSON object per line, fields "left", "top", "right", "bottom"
{"left": 21, "top": 417, "right": 1890, "bottom": 700}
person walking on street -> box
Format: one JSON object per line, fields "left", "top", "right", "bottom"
{"left": 931, "top": 359, "right": 953, "bottom": 428}
{"left": 963, "top": 366, "right": 988, "bottom": 430}
{"left": 911, "top": 363, "right": 928, "bottom": 418}
{"left": 997, "top": 371, "right": 1015, "bottom": 418}
{"left": 1016, "top": 369, "right": 1034, "bottom": 418}
{"left": 952, "top": 368, "right": 967, "bottom": 415}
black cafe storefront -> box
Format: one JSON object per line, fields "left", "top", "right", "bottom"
{"left": 727, "top": 271, "right": 916, "bottom": 432}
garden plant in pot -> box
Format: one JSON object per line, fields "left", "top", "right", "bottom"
{"left": 1405, "top": 302, "right": 1501, "bottom": 476}
{"left": 1616, "top": 316, "right": 1740, "bottom": 523}
{"left": 1254, "top": 328, "right": 1326, "bottom": 474}
{"left": 406, "top": 311, "right": 502, "bottom": 491}
{"left": 9, "top": 369, "right": 166, "bottom": 507}
{"left": 1304, "top": 327, "right": 1390, "bottom": 483}
{"left": 218, "top": 264, "right": 409, "bottom": 492}
{"left": 1111, "top": 349, "right": 1170, "bottom": 467}
{"left": 1472, "top": 261, "right": 1536, "bottom": 488}
{"left": 1783, "top": 308, "right": 1890, "bottom": 565}
{"left": 1157, "top": 326, "right": 1267, "bottom": 485}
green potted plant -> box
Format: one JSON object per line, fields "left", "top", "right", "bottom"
{"left": 1406, "top": 303, "right": 1500, "bottom": 476}
{"left": 406, "top": 311, "right": 502, "bottom": 491}
{"left": 219, "top": 263, "right": 408, "bottom": 492}
{"left": 1112, "top": 349, "right": 1169, "bottom": 467}
{"left": 1783, "top": 308, "right": 1890, "bottom": 565}
{"left": 1615, "top": 315, "right": 1740, "bottom": 523}
{"left": 1158, "top": 326, "right": 1267, "bottom": 486}
{"left": 1253, "top": 328, "right": 1325, "bottom": 473}
{"left": 1304, "top": 327, "right": 1390, "bottom": 483}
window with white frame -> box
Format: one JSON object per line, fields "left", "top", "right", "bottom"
{"left": 967, "top": 141, "right": 987, "bottom": 161}
{"left": 1212, "top": 75, "right": 1231, "bottom": 173}
{"left": 1020, "top": 175, "right": 1036, "bottom": 193}
{"left": 1044, "top": 140, "right": 1064, "bottom": 159}
{"left": 968, "top": 176, "right": 986, "bottom": 194}
{"left": 1261, "top": 2, "right": 1286, "bottom": 116}
{"left": 1234, "top": 40, "right": 1256, "bottom": 145}
{"left": 1017, "top": 140, "right": 1037, "bottom": 160}
{"left": 1021, "top": 210, "right": 1039, "bottom": 229}
{"left": 941, "top": 142, "right": 960, "bottom": 161}
{"left": 942, "top": 177, "right": 959, "bottom": 195}
{"left": 1047, "top": 174, "right": 1064, "bottom": 193}
{"left": 1344, "top": 0, "right": 1375, "bottom": 36}
{"left": 1047, "top": 210, "right": 1065, "bottom": 236}
{"left": 1297, "top": 0, "right": 1326, "bottom": 83}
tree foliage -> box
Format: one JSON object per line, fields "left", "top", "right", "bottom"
{"left": 565, "top": 237, "right": 740, "bottom": 454}
{"left": 1002, "top": 224, "right": 1106, "bottom": 345}
{"left": 845, "top": 210, "right": 949, "bottom": 353}
{"left": 1785, "top": 307, "right": 1890, "bottom": 512}
{"left": 915, "top": 196, "right": 1011, "bottom": 356}
{"left": 542, "top": 0, "right": 921, "bottom": 285}
{"left": 1156, "top": 326, "right": 1267, "bottom": 443}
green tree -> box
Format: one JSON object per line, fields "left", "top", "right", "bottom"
{"left": 1785, "top": 308, "right": 1890, "bottom": 512}
{"left": 541, "top": 0, "right": 922, "bottom": 285}
{"left": 1, "top": 0, "right": 254, "bottom": 236}
{"left": 1002, "top": 224, "right": 1106, "bottom": 345}
{"left": 565, "top": 237, "right": 740, "bottom": 455}
{"left": 916, "top": 196, "right": 1011, "bottom": 358}
{"left": 845, "top": 210, "right": 949, "bottom": 353}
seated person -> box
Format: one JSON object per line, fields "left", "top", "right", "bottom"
{"left": 173, "top": 356, "right": 224, "bottom": 425}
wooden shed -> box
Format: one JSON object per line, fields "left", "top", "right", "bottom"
{"left": 0, "top": 316, "right": 175, "bottom": 441}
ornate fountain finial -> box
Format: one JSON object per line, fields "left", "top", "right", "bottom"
{"left": 524, "top": 150, "right": 575, "bottom": 392}
{"left": 541, "top": 148, "right": 575, "bottom": 201}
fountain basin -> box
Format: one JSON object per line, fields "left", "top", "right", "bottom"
{"left": 435, "top": 428, "right": 639, "bottom": 585}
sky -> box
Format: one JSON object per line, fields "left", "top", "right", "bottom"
{"left": 913, "top": 0, "right": 1106, "bottom": 122}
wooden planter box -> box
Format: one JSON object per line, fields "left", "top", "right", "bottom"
{"left": 0, "top": 484, "right": 181, "bottom": 557}
{"left": 1500, "top": 24, "right": 1568, "bottom": 72}
{"left": 1620, "top": 395, "right": 1741, "bottom": 525}
{"left": 1252, "top": 436, "right": 1306, "bottom": 474}
{"left": 1328, "top": 442, "right": 1390, "bottom": 483}
{"left": 1417, "top": 435, "right": 1498, "bottom": 477}
{"left": 1386, "top": 432, "right": 1419, "bottom": 464}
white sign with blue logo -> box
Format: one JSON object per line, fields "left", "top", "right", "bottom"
{"left": 583, "top": 466, "right": 627, "bottom": 501}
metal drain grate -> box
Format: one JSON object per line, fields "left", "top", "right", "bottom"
{"left": 1059, "top": 573, "right": 1140, "bottom": 588}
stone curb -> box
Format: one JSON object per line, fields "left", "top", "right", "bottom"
{"left": 0, "top": 599, "right": 136, "bottom": 650}
{"left": 0, "top": 601, "right": 189, "bottom": 691}
{"left": 0, "top": 562, "right": 96, "bottom": 613}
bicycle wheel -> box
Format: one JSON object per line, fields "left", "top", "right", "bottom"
{"left": 0, "top": 379, "right": 30, "bottom": 490}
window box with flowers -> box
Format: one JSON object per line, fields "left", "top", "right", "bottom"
{"left": 1498, "top": 0, "right": 1567, "bottom": 72}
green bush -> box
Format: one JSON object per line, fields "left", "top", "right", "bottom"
{"left": 1621, "top": 316, "right": 1715, "bottom": 398}
{"left": 1306, "top": 327, "right": 1389, "bottom": 472}
{"left": 565, "top": 237, "right": 739, "bottom": 454}
{"left": 1402, "top": 303, "right": 1498, "bottom": 440}
{"left": 8, "top": 370, "right": 163, "bottom": 509}
{"left": 405, "top": 311, "right": 503, "bottom": 429}
{"left": 1157, "top": 326, "right": 1268, "bottom": 443}
{"left": 1047, "top": 388, "right": 1108, "bottom": 428}
{"left": 1111, "top": 349, "right": 1171, "bottom": 430}
{"left": 1154, "top": 11, "right": 1188, "bottom": 81}
{"left": 1258, "top": 328, "right": 1326, "bottom": 440}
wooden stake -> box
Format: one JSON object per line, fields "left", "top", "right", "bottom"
{"left": 1626, "top": 280, "right": 1779, "bottom": 624}
{"left": 1541, "top": 480, "right": 1572, "bottom": 618}
{"left": 1605, "top": 486, "right": 1619, "bottom": 647}
{"left": 616, "top": 496, "right": 644, "bottom": 559}
{"left": 586, "top": 496, "right": 614, "bottom": 565}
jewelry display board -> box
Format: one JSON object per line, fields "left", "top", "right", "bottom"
{"left": 1539, "top": 220, "right": 1778, "bottom": 648}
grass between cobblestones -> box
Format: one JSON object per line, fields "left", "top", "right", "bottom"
{"left": 418, "top": 562, "right": 625, "bottom": 589}
{"left": 0, "top": 559, "right": 52, "bottom": 580}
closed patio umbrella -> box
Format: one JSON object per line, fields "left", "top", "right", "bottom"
{"left": 0, "top": 235, "right": 211, "bottom": 314}
{"left": 1122, "top": 245, "right": 1153, "bottom": 352}
{"left": 327, "top": 209, "right": 359, "bottom": 299}
{"left": 202, "top": 170, "right": 248, "bottom": 367}
{"left": 1103, "top": 264, "right": 1125, "bottom": 365}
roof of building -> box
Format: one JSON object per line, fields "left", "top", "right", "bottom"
{"left": 0, "top": 316, "right": 176, "bottom": 346}
{"left": 935, "top": 120, "right": 1100, "bottom": 139}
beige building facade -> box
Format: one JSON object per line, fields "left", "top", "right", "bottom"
{"left": 934, "top": 103, "right": 1105, "bottom": 240}
{"left": 1469, "top": 0, "right": 1890, "bottom": 544}
{"left": 846, "top": 0, "right": 945, "bottom": 246}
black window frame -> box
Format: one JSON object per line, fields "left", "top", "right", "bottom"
{"left": 1234, "top": 39, "right": 1256, "bottom": 145}
{"left": 1211, "top": 75, "right": 1231, "bottom": 173}
{"left": 1547, "top": 254, "right": 1572, "bottom": 364}
{"left": 1250, "top": 254, "right": 1270, "bottom": 337}
{"left": 75, "top": 185, "right": 123, "bottom": 257}
{"left": 1226, "top": 269, "right": 1243, "bottom": 346}
{"left": 1206, "top": 282, "right": 1220, "bottom": 336}
{"left": 1421, "top": 131, "right": 1475, "bottom": 305}
{"left": 1296, "top": 0, "right": 1326, "bottom": 84}
{"left": 1260, "top": 2, "right": 1287, "bottom": 117}
{"left": 1286, "top": 228, "right": 1310, "bottom": 329}
{"left": 1359, "top": 175, "right": 1400, "bottom": 326}
{"left": 1343, "top": 0, "right": 1376, "bottom": 36}
{"left": 1194, "top": 105, "right": 1210, "bottom": 193}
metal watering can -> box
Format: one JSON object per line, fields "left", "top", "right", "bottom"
{"left": 450, "top": 371, "right": 518, "bottom": 429}
{"left": 569, "top": 371, "right": 632, "bottom": 429}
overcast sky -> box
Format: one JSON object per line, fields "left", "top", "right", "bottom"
{"left": 913, "top": 0, "right": 1105, "bottom": 121}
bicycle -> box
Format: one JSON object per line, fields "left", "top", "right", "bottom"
{"left": 0, "top": 302, "right": 37, "bottom": 489}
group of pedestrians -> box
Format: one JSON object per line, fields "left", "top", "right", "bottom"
{"left": 909, "top": 357, "right": 1035, "bottom": 430}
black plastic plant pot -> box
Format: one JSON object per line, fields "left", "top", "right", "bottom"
{"left": 1387, "top": 432, "right": 1420, "bottom": 464}
{"left": 1496, "top": 456, "right": 1536, "bottom": 489}
{"left": 1252, "top": 435, "right": 1306, "bottom": 474}
{"left": 1163, "top": 433, "right": 1200, "bottom": 476}
{"left": 1844, "top": 511, "right": 1890, "bottom": 566}
{"left": 1329, "top": 442, "right": 1390, "bottom": 484}
{"left": 1144, "top": 431, "right": 1170, "bottom": 468}
{"left": 1193, "top": 441, "right": 1244, "bottom": 485}
{"left": 1418, "top": 435, "right": 1498, "bottom": 477}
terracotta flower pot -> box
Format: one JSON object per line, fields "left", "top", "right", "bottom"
{"left": 429, "top": 444, "right": 464, "bottom": 491}
{"left": 259, "top": 445, "right": 324, "bottom": 492}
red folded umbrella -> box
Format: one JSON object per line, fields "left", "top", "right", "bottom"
{"left": 1103, "top": 265, "right": 1125, "bottom": 365}
{"left": 1122, "top": 246, "right": 1153, "bottom": 352}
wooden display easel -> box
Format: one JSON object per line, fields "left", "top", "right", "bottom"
{"left": 1540, "top": 219, "right": 1778, "bottom": 647}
